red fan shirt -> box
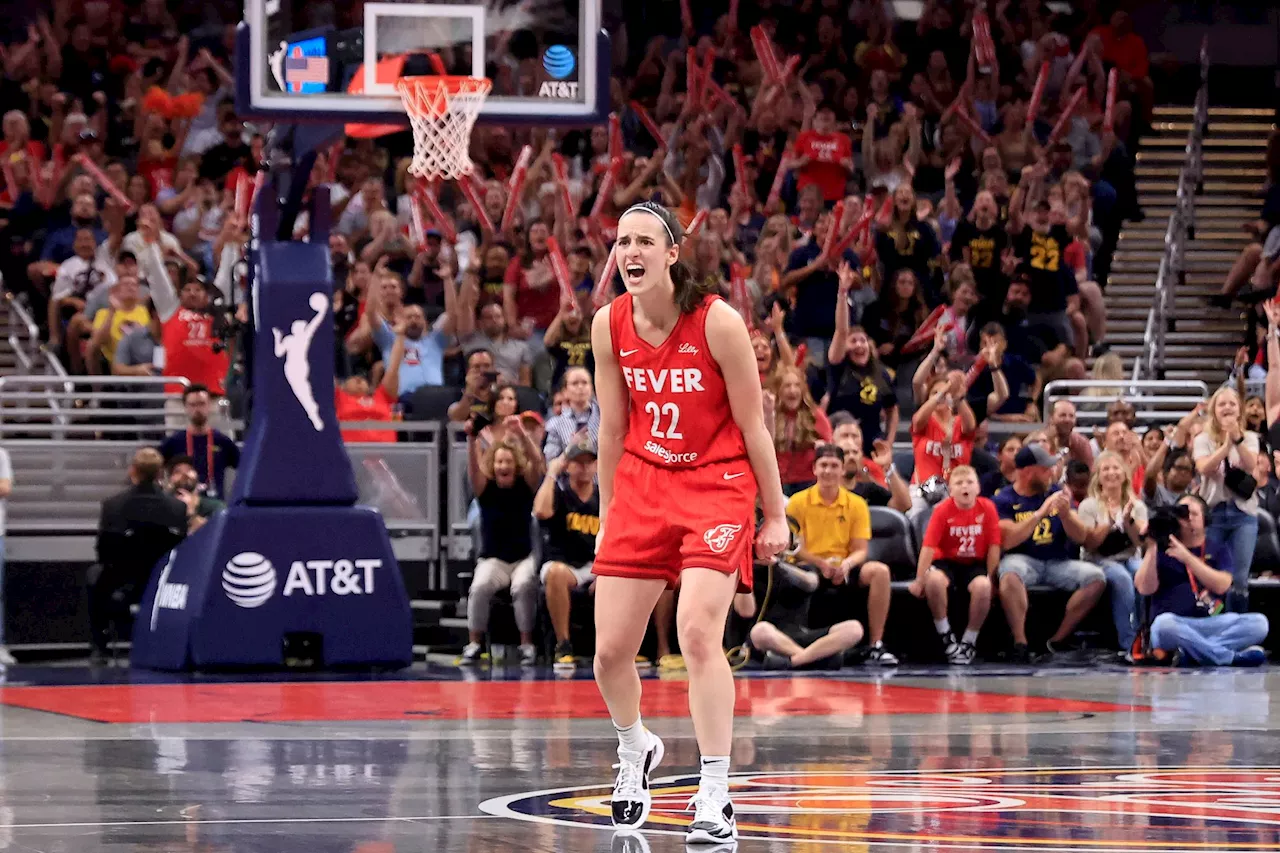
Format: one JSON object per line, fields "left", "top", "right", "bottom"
{"left": 911, "top": 414, "right": 974, "bottom": 484}
{"left": 794, "top": 130, "right": 853, "bottom": 203}
{"left": 923, "top": 496, "right": 1001, "bottom": 564}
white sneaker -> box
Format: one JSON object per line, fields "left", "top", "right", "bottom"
{"left": 0, "top": 648, "right": 16, "bottom": 667}
{"left": 456, "top": 642, "right": 482, "bottom": 666}
{"left": 610, "top": 730, "right": 665, "bottom": 828}
{"left": 686, "top": 787, "right": 737, "bottom": 844}
{"left": 519, "top": 643, "right": 537, "bottom": 667}
{"left": 865, "top": 642, "right": 899, "bottom": 666}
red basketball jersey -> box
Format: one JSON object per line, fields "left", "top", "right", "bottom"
{"left": 923, "top": 496, "right": 1001, "bottom": 564}
{"left": 911, "top": 414, "right": 974, "bottom": 484}
{"left": 609, "top": 293, "right": 748, "bottom": 469}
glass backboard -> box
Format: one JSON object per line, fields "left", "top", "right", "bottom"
{"left": 236, "top": 0, "right": 607, "bottom": 126}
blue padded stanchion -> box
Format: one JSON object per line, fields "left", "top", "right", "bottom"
{"left": 131, "top": 175, "right": 412, "bottom": 670}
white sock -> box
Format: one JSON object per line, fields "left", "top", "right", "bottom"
{"left": 934, "top": 618, "right": 951, "bottom": 635}
{"left": 962, "top": 629, "right": 979, "bottom": 645}
{"left": 699, "top": 755, "right": 730, "bottom": 794}
{"left": 614, "top": 718, "right": 647, "bottom": 753}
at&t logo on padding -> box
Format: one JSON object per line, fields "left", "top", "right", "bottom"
{"left": 223, "top": 552, "right": 278, "bottom": 608}
{"left": 222, "top": 551, "right": 384, "bottom": 608}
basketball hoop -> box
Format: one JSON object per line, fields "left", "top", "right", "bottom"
{"left": 396, "top": 75, "right": 492, "bottom": 181}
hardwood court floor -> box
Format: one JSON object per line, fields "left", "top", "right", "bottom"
{"left": 0, "top": 662, "right": 1273, "bottom": 851}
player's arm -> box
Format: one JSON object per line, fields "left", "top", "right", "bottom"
{"left": 705, "top": 300, "right": 786, "bottom": 523}
{"left": 591, "top": 305, "right": 627, "bottom": 528}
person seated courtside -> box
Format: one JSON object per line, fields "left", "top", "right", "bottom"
{"left": 994, "top": 443, "right": 1106, "bottom": 663}
{"left": 782, "top": 444, "right": 897, "bottom": 665}
{"left": 89, "top": 448, "right": 187, "bottom": 665}
{"left": 909, "top": 466, "right": 1000, "bottom": 665}
{"left": 460, "top": 421, "right": 546, "bottom": 667}
{"left": 534, "top": 441, "right": 600, "bottom": 669}
{"left": 1135, "top": 495, "right": 1269, "bottom": 667}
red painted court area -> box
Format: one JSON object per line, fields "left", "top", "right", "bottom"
{"left": 0, "top": 677, "right": 1142, "bottom": 724}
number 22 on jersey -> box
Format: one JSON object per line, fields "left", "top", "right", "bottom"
{"left": 644, "top": 402, "right": 682, "bottom": 439}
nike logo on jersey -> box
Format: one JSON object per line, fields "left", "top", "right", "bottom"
{"left": 619, "top": 348, "right": 640, "bottom": 357}
{"left": 723, "top": 472, "right": 746, "bottom": 480}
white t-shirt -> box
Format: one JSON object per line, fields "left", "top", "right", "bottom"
{"left": 1076, "top": 496, "right": 1149, "bottom": 564}
{"left": 1194, "top": 430, "right": 1260, "bottom": 515}
{"left": 52, "top": 256, "right": 116, "bottom": 301}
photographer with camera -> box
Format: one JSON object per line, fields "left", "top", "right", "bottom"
{"left": 137, "top": 241, "right": 232, "bottom": 427}
{"left": 448, "top": 348, "right": 499, "bottom": 425}
{"left": 1135, "top": 495, "right": 1268, "bottom": 666}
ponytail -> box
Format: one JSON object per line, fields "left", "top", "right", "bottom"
{"left": 672, "top": 261, "right": 721, "bottom": 314}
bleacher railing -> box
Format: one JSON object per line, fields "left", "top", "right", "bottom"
{"left": 1133, "top": 38, "right": 1209, "bottom": 382}
{"left": 0, "top": 375, "right": 190, "bottom": 441}
{"left": 1042, "top": 379, "right": 1209, "bottom": 428}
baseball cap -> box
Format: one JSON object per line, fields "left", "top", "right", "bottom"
{"left": 518, "top": 410, "right": 544, "bottom": 425}
{"left": 565, "top": 442, "right": 597, "bottom": 462}
{"left": 1015, "top": 444, "right": 1056, "bottom": 469}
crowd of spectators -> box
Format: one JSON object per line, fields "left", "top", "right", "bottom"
{"left": 1, "top": 1, "right": 1271, "bottom": 668}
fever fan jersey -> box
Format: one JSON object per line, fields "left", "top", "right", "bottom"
{"left": 911, "top": 414, "right": 974, "bottom": 484}
{"left": 162, "top": 308, "right": 230, "bottom": 395}
{"left": 923, "top": 496, "right": 1000, "bottom": 565}
{"left": 609, "top": 293, "right": 747, "bottom": 469}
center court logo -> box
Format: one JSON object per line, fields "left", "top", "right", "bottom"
{"left": 480, "top": 767, "right": 1280, "bottom": 851}
{"left": 222, "top": 552, "right": 278, "bottom": 608}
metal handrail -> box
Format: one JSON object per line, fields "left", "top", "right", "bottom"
{"left": 1133, "top": 39, "right": 1209, "bottom": 382}
{"left": 4, "top": 293, "right": 38, "bottom": 374}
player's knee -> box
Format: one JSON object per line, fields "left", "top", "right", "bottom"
{"left": 832, "top": 620, "right": 864, "bottom": 648}
{"left": 593, "top": 635, "right": 633, "bottom": 674}
{"left": 676, "top": 612, "right": 722, "bottom": 664}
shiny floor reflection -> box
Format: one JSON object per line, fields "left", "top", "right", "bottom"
{"left": 0, "top": 666, "right": 1273, "bottom": 851}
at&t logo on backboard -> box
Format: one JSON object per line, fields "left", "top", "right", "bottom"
{"left": 543, "top": 45, "right": 576, "bottom": 79}
{"left": 540, "top": 44, "right": 578, "bottom": 99}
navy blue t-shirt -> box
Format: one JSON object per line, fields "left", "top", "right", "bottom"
{"left": 478, "top": 478, "right": 535, "bottom": 563}
{"left": 785, "top": 243, "right": 859, "bottom": 339}
{"left": 992, "top": 484, "right": 1075, "bottom": 561}
{"left": 157, "top": 429, "right": 241, "bottom": 499}
{"left": 1151, "top": 540, "right": 1233, "bottom": 619}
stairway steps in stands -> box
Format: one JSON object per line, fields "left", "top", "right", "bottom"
{"left": 1135, "top": 166, "right": 1267, "bottom": 179}
{"left": 1139, "top": 150, "right": 1267, "bottom": 163}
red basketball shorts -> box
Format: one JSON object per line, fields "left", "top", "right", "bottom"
{"left": 594, "top": 452, "right": 758, "bottom": 592}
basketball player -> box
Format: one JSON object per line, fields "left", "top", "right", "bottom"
{"left": 592, "top": 201, "right": 788, "bottom": 844}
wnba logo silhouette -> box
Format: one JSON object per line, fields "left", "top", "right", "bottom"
{"left": 274, "top": 292, "right": 328, "bottom": 432}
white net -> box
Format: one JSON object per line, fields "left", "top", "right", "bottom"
{"left": 395, "top": 75, "right": 492, "bottom": 181}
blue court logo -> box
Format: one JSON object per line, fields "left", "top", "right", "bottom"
{"left": 543, "top": 45, "right": 576, "bottom": 80}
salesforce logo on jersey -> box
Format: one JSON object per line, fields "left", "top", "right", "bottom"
{"left": 221, "top": 551, "right": 383, "bottom": 609}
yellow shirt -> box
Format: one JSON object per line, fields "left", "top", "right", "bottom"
{"left": 786, "top": 484, "right": 872, "bottom": 562}
{"left": 92, "top": 305, "right": 151, "bottom": 364}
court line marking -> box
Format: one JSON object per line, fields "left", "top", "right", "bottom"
{"left": 0, "top": 814, "right": 497, "bottom": 830}
{"left": 478, "top": 768, "right": 1280, "bottom": 853}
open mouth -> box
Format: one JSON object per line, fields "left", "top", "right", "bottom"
{"left": 624, "top": 263, "right": 645, "bottom": 283}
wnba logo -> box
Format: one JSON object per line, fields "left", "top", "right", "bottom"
{"left": 703, "top": 524, "right": 742, "bottom": 554}
{"left": 222, "top": 552, "right": 278, "bottom": 608}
